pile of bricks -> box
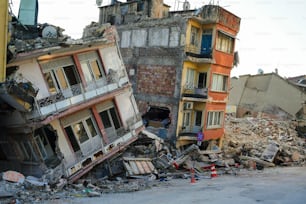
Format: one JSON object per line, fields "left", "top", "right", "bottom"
{"left": 223, "top": 116, "right": 306, "bottom": 167}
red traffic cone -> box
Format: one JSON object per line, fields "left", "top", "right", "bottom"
{"left": 210, "top": 164, "right": 218, "bottom": 178}
{"left": 190, "top": 168, "right": 196, "bottom": 183}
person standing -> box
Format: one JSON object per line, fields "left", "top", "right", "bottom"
{"left": 197, "top": 130, "right": 204, "bottom": 146}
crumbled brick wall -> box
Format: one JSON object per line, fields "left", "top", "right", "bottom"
{"left": 137, "top": 65, "right": 176, "bottom": 97}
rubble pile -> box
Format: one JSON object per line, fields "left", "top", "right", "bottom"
{"left": 223, "top": 117, "right": 306, "bottom": 168}
{"left": 1, "top": 117, "right": 305, "bottom": 203}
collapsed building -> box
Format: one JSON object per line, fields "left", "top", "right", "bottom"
{"left": 96, "top": 0, "right": 241, "bottom": 149}
{"left": 0, "top": 0, "right": 143, "bottom": 183}
{"left": 229, "top": 73, "right": 306, "bottom": 120}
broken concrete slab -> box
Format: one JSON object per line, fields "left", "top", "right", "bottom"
{"left": 2, "top": 171, "right": 25, "bottom": 183}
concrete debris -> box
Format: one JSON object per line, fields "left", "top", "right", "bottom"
{"left": 223, "top": 116, "right": 306, "bottom": 167}
{"left": 1, "top": 116, "right": 305, "bottom": 202}
{"left": 2, "top": 171, "right": 25, "bottom": 183}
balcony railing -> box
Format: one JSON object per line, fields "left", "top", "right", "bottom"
{"left": 63, "top": 115, "right": 143, "bottom": 177}
{"left": 185, "top": 45, "right": 212, "bottom": 59}
{"left": 182, "top": 85, "right": 208, "bottom": 99}
{"left": 28, "top": 74, "right": 129, "bottom": 118}
{"left": 0, "top": 74, "right": 39, "bottom": 112}
{"left": 178, "top": 125, "right": 202, "bottom": 137}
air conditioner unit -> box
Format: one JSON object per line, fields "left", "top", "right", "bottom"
{"left": 184, "top": 102, "right": 193, "bottom": 110}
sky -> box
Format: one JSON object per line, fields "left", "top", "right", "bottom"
{"left": 10, "top": 0, "right": 306, "bottom": 78}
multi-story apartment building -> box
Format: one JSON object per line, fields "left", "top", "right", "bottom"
{"left": 0, "top": 24, "right": 143, "bottom": 182}
{"left": 97, "top": 0, "right": 240, "bottom": 149}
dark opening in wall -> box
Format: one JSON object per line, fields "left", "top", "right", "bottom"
{"left": 142, "top": 106, "right": 171, "bottom": 128}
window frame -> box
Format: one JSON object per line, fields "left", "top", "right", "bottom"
{"left": 211, "top": 73, "right": 228, "bottom": 92}
{"left": 78, "top": 51, "right": 105, "bottom": 83}
{"left": 190, "top": 26, "right": 200, "bottom": 46}
{"left": 197, "top": 72, "right": 207, "bottom": 89}
{"left": 185, "top": 68, "right": 195, "bottom": 89}
{"left": 17, "top": 140, "right": 38, "bottom": 162}
{"left": 43, "top": 64, "right": 80, "bottom": 94}
{"left": 207, "top": 111, "right": 224, "bottom": 129}
{"left": 64, "top": 116, "right": 100, "bottom": 152}
{"left": 216, "top": 31, "right": 234, "bottom": 54}
{"left": 99, "top": 106, "right": 122, "bottom": 131}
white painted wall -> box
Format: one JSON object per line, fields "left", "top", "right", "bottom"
{"left": 16, "top": 60, "right": 50, "bottom": 99}
{"left": 100, "top": 46, "right": 123, "bottom": 73}
{"left": 116, "top": 90, "right": 137, "bottom": 127}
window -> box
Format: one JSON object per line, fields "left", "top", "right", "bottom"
{"left": 185, "top": 68, "right": 195, "bottom": 89}
{"left": 65, "top": 126, "right": 81, "bottom": 153}
{"left": 41, "top": 57, "right": 80, "bottom": 94}
{"left": 207, "top": 111, "right": 224, "bottom": 128}
{"left": 99, "top": 106, "right": 123, "bottom": 143}
{"left": 18, "top": 141, "right": 38, "bottom": 161}
{"left": 99, "top": 107, "right": 122, "bottom": 130}
{"left": 216, "top": 31, "right": 234, "bottom": 53}
{"left": 43, "top": 65, "right": 80, "bottom": 94}
{"left": 195, "top": 111, "right": 203, "bottom": 126}
{"left": 78, "top": 52, "right": 105, "bottom": 83}
{"left": 198, "top": 72, "right": 207, "bottom": 88}
{"left": 211, "top": 74, "right": 228, "bottom": 92}
{"left": 183, "top": 111, "right": 191, "bottom": 127}
{"left": 190, "top": 26, "right": 199, "bottom": 46}
{"left": 72, "top": 122, "right": 89, "bottom": 144}
{"left": 64, "top": 117, "right": 99, "bottom": 153}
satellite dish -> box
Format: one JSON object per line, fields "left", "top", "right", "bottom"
{"left": 257, "top": 68, "right": 264, "bottom": 75}
{"left": 42, "top": 26, "right": 58, "bottom": 39}
{"left": 96, "top": 0, "right": 103, "bottom": 6}
{"left": 183, "top": 1, "right": 191, "bottom": 10}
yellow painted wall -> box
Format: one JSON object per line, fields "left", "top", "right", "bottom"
{"left": 185, "top": 19, "right": 215, "bottom": 53}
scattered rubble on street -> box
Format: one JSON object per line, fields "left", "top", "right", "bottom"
{"left": 1, "top": 116, "right": 305, "bottom": 203}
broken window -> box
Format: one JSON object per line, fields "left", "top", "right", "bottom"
{"left": 41, "top": 57, "right": 80, "bottom": 94}
{"left": 17, "top": 140, "right": 38, "bottom": 161}
{"left": 64, "top": 116, "right": 100, "bottom": 155}
{"left": 78, "top": 52, "right": 105, "bottom": 83}
{"left": 190, "top": 26, "right": 199, "bottom": 46}
{"left": 100, "top": 108, "right": 120, "bottom": 129}
{"left": 65, "top": 126, "right": 81, "bottom": 153}
{"left": 207, "top": 111, "right": 223, "bottom": 128}
{"left": 211, "top": 74, "right": 228, "bottom": 92}
{"left": 99, "top": 107, "right": 122, "bottom": 139}
{"left": 216, "top": 31, "right": 234, "bottom": 54}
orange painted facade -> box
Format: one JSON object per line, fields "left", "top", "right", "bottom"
{"left": 179, "top": 5, "right": 240, "bottom": 144}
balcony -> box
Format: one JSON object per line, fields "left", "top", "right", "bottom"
{"left": 64, "top": 114, "right": 143, "bottom": 177}
{"left": 182, "top": 85, "right": 208, "bottom": 101}
{"left": 186, "top": 45, "right": 212, "bottom": 58}
{"left": 0, "top": 76, "right": 39, "bottom": 112}
{"left": 28, "top": 74, "right": 129, "bottom": 118}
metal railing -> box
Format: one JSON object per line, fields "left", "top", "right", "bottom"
{"left": 28, "top": 71, "right": 129, "bottom": 118}
{"left": 185, "top": 45, "right": 212, "bottom": 59}
{"left": 183, "top": 85, "right": 208, "bottom": 98}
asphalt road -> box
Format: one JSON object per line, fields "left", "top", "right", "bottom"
{"left": 47, "top": 166, "right": 306, "bottom": 204}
